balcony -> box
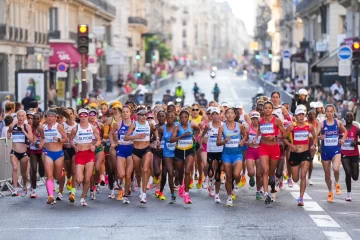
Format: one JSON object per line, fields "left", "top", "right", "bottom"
{"left": 0, "top": 24, "right": 28, "bottom": 42}
{"left": 128, "top": 17, "right": 148, "bottom": 33}
{"left": 296, "top": 0, "right": 324, "bottom": 15}
{"left": 86, "top": 0, "right": 116, "bottom": 16}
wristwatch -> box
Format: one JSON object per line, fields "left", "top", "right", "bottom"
{"left": 57, "top": 138, "right": 61, "bottom": 143}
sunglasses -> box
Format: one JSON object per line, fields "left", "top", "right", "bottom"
{"left": 89, "top": 112, "right": 97, "bottom": 116}
{"left": 147, "top": 117, "right": 154, "bottom": 120}
{"left": 79, "top": 114, "right": 88, "bottom": 118}
{"left": 192, "top": 108, "right": 199, "bottom": 112}
{"left": 138, "top": 113, "right": 146, "bottom": 117}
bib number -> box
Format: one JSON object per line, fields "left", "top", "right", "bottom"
{"left": 166, "top": 142, "right": 176, "bottom": 151}
{"left": 225, "top": 139, "right": 240, "bottom": 148}
{"left": 324, "top": 138, "right": 338, "bottom": 147}
{"left": 341, "top": 140, "right": 354, "bottom": 151}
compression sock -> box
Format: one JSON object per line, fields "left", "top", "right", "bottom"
{"left": 46, "top": 180, "right": 54, "bottom": 196}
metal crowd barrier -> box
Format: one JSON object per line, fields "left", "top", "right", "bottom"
{"left": 251, "top": 74, "right": 294, "bottom": 104}
{"left": 0, "top": 138, "right": 14, "bottom": 196}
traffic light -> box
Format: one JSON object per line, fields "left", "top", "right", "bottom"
{"left": 137, "top": 72, "right": 142, "bottom": 78}
{"left": 255, "top": 51, "right": 260, "bottom": 60}
{"left": 136, "top": 51, "right": 141, "bottom": 60}
{"left": 152, "top": 52, "right": 156, "bottom": 60}
{"left": 268, "top": 50, "right": 272, "bottom": 59}
{"left": 77, "top": 24, "right": 89, "bottom": 54}
{"left": 352, "top": 41, "right": 360, "bottom": 60}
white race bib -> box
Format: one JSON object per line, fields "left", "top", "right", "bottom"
{"left": 341, "top": 140, "right": 354, "bottom": 151}
{"left": 260, "top": 123, "right": 274, "bottom": 135}
{"left": 159, "top": 140, "right": 165, "bottom": 149}
{"left": 177, "top": 139, "right": 193, "bottom": 149}
{"left": 166, "top": 142, "right": 176, "bottom": 151}
{"left": 294, "top": 131, "right": 309, "bottom": 142}
{"left": 208, "top": 138, "right": 223, "bottom": 152}
{"left": 324, "top": 137, "right": 338, "bottom": 147}
{"left": 248, "top": 134, "right": 260, "bottom": 144}
{"left": 118, "top": 135, "right": 133, "bottom": 145}
{"left": 225, "top": 139, "right": 240, "bottom": 148}
{"left": 30, "top": 139, "right": 41, "bottom": 150}
{"left": 12, "top": 133, "right": 25, "bottom": 143}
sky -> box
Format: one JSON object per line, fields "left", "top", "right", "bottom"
{"left": 226, "top": 0, "right": 256, "bottom": 36}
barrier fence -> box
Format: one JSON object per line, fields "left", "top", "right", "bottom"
{"left": 250, "top": 74, "right": 294, "bottom": 105}
{"left": 0, "top": 138, "right": 15, "bottom": 196}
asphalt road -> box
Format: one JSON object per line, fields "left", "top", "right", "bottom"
{"left": 0, "top": 71, "right": 358, "bottom": 240}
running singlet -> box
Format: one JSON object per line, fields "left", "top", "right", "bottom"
{"left": 163, "top": 125, "right": 176, "bottom": 152}
{"left": 291, "top": 122, "right": 310, "bottom": 145}
{"left": 248, "top": 125, "right": 260, "bottom": 145}
{"left": 223, "top": 122, "right": 241, "bottom": 148}
{"left": 308, "top": 121, "right": 317, "bottom": 138}
{"left": 75, "top": 124, "right": 93, "bottom": 144}
{"left": 12, "top": 124, "right": 28, "bottom": 144}
{"left": 43, "top": 123, "right": 62, "bottom": 143}
{"left": 176, "top": 123, "right": 193, "bottom": 150}
{"left": 260, "top": 117, "right": 278, "bottom": 137}
{"left": 118, "top": 121, "right": 133, "bottom": 145}
{"left": 189, "top": 115, "right": 202, "bottom": 125}
{"left": 273, "top": 106, "right": 284, "bottom": 121}
{"left": 207, "top": 122, "right": 223, "bottom": 152}
{"left": 133, "top": 121, "right": 150, "bottom": 142}
{"left": 29, "top": 128, "right": 41, "bottom": 152}
{"left": 341, "top": 125, "right": 359, "bottom": 156}
{"left": 321, "top": 120, "right": 340, "bottom": 151}
{"left": 63, "top": 122, "right": 77, "bottom": 147}
{"left": 92, "top": 122, "right": 102, "bottom": 140}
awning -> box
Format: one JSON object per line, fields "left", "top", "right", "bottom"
{"left": 311, "top": 48, "right": 339, "bottom": 72}
{"left": 49, "top": 43, "right": 82, "bottom": 68}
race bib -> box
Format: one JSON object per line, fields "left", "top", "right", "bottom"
{"left": 44, "top": 131, "right": 57, "bottom": 143}
{"left": 166, "top": 142, "right": 176, "bottom": 151}
{"left": 159, "top": 140, "right": 165, "bottom": 149}
{"left": 208, "top": 138, "right": 223, "bottom": 152}
{"left": 119, "top": 135, "right": 133, "bottom": 145}
{"left": 12, "top": 133, "right": 26, "bottom": 143}
{"left": 177, "top": 139, "right": 193, "bottom": 149}
{"left": 248, "top": 134, "right": 260, "bottom": 144}
{"left": 30, "top": 139, "right": 41, "bottom": 150}
{"left": 294, "top": 131, "right": 309, "bottom": 142}
{"left": 324, "top": 137, "right": 338, "bottom": 147}
{"left": 106, "top": 139, "right": 111, "bottom": 146}
{"left": 225, "top": 138, "right": 240, "bottom": 148}
{"left": 341, "top": 140, "right": 354, "bottom": 151}
{"left": 260, "top": 123, "right": 274, "bottom": 135}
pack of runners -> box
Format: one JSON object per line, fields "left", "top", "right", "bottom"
{"left": 5, "top": 93, "right": 359, "bottom": 207}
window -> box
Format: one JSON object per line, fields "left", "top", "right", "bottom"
{"left": 183, "top": 41, "right": 187, "bottom": 49}
{"left": 182, "top": 29, "right": 186, "bottom": 38}
{"left": 49, "top": 8, "right": 58, "bottom": 31}
{"left": 182, "top": 20, "right": 187, "bottom": 26}
{"left": 195, "top": 25, "right": 198, "bottom": 44}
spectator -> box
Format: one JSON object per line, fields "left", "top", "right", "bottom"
{"left": 1, "top": 115, "right": 13, "bottom": 138}
{"left": 4, "top": 101, "right": 15, "bottom": 117}
{"left": 333, "top": 89, "right": 342, "bottom": 101}
{"left": 1, "top": 95, "right": 10, "bottom": 112}
{"left": 340, "top": 101, "right": 349, "bottom": 119}
{"left": 0, "top": 112, "right": 4, "bottom": 134}
{"left": 291, "top": 88, "right": 310, "bottom": 114}
{"left": 21, "top": 95, "right": 35, "bottom": 111}
{"left": 15, "top": 102, "right": 22, "bottom": 112}
{"left": 48, "top": 84, "right": 56, "bottom": 106}
{"left": 29, "top": 101, "right": 40, "bottom": 112}
{"left": 330, "top": 80, "right": 344, "bottom": 99}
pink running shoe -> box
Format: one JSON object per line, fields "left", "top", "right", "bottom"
{"left": 178, "top": 185, "right": 185, "bottom": 198}
{"left": 183, "top": 193, "right": 192, "bottom": 204}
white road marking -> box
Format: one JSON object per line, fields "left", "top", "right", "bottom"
{"left": 302, "top": 201, "right": 325, "bottom": 212}
{"left": 202, "top": 226, "right": 220, "bottom": 228}
{"left": 290, "top": 192, "right": 312, "bottom": 200}
{"left": 285, "top": 183, "right": 300, "bottom": 191}
{"left": 18, "top": 227, "right": 82, "bottom": 230}
{"left": 310, "top": 215, "right": 341, "bottom": 228}
{"left": 323, "top": 231, "right": 352, "bottom": 240}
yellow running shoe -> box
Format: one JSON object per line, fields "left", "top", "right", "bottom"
{"left": 335, "top": 183, "right": 342, "bottom": 195}
{"left": 159, "top": 192, "right": 166, "bottom": 201}
{"left": 69, "top": 193, "right": 75, "bottom": 203}
{"left": 189, "top": 179, "right": 194, "bottom": 189}
{"left": 231, "top": 192, "right": 237, "bottom": 200}
{"left": 196, "top": 180, "right": 202, "bottom": 189}
{"left": 153, "top": 176, "right": 160, "bottom": 184}
{"left": 327, "top": 192, "right": 334, "bottom": 202}
{"left": 155, "top": 189, "right": 160, "bottom": 198}
{"left": 117, "top": 189, "right": 123, "bottom": 201}
{"left": 66, "top": 178, "right": 72, "bottom": 192}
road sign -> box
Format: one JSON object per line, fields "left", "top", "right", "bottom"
{"left": 57, "top": 62, "right": 68, "bottom": 72}
{"left": 283, "top": 50, "right": 291, "bottom": 58}
{"left": 56, "top": 71, "right": 68, "bottom": 78}
{"left": 338, "top": 46, "right": 352, "bottom": 60}
{"left": 338, "top": 59, "right": 351, "bottom": 76}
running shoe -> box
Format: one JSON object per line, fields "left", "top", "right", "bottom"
{"left": 297, "top": 197, "right": 304, "bottom": 206}
{"left": 159, "top": 192, "right": 166, "bottom": 201}
{"left": 96, "top": 185, "right": 101, "bottom": 193}
{"left": 284, "top": 172, "right": 289, "bottom": 180}
{"left": 226, "top": 197, "right": 233, "bottom": 207}
{"left": 100, "top": 180, "right": 106, "bottom": 186}
{"left": 189, "top": 179, "right": 194, "bottom": 189}
{"left": 170, "top": 196, "right": 176, "bottom": 204}
{"left": 47, "top": 195, "right": 56, "bottom": 205}
{"left": 178, "top": 185, "right": 185, "bottom": 198}
{"left": 208, "top": 186, "right": 215, "bottom": 197}
{"left": 66, "top": 179, "right": 72, "bottom": 192}
{"left": 259, "top": 186, "right": 264, "bottom": 194}
{"left": 202, "top": 177, "right": 208, "bottom": 189}
{"left": 264, "top": 194, "right": 271, "bottom": 205}
{"left": 231, "top": 192, "right": 237, "bottom": 200}
{"left": 256, "top": 192, "right": 261, "bottom": 200}
{"left": 327, "top": 192, "right": 334, "bottom": 202}
{"left": 307, "top": 179, "right": 313, "bottom": 185}
{"left": 90, "top": 191, "right": 96, "bottom": 200}
{"left": 220, "top": 171, "right": 225, "bottom": 184}
{"left": 108, "top": 190, "right": 115, "bottom": 199}
{"left": 249, "top": 176, "right": 255, "bottom": 187}
{"left": 155, "top": 189, "right": 160, "bottom": 198}
{"left": 335, "top": 183, "right": 342, "bottom": 195}
{"left": 215, "top": 195, "right": 221, "bottom": 204}
{"left": 117, "top": 189, "right": 124, "bottom": 201}
{"left": 80, "top": 198, "right": 87, "bottom": 206}
{"left": 69, "top": 193, "right": 75, "bottom": 203}
{"left": 271, "top": 193, "right": 276, "bottom": 202}
{"left": 140, "top": 193, "right": 147, "bottom": 204}
{"left": 153, "top": 176, "right": 160, "bottom": 184}
{"left": 183, "top": 193, "right": 192, "bottom": 204}
{"left": 345, "top": 192, "right": 352, "bottom": 202}
{"left": 21, "top": 189, "right": 27, "bottom": 197}
{"left": 196, "top": 180, "right": 202, "bottom": 189}
{"left": 239, "top": 175, "right": 246, "bottom": 187}
{"left": 56, "top": 192, "right": 63, "bottom": 201}
{"left": 234, "top": 183, "right": 239, "bottom": 193}
{"left": 12, "top": 189, "right": 19, "bottom": 197}
{"left": 279, "top": 180, "right": 284, "bottom": 190}
{"left": 288, "top": 178, "right": 293, "bottom": 188}
{"left": 174, "top": 185, "right": 179, "bottom": 191}
{"left": 30, "top": 191, "right": 38, "bottom": 199}
{"left": 123, "top": 197, "right": 130, "bottom": 204}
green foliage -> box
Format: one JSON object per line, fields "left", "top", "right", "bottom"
{"left": 145, "top": 36, "right": 171, "bottom": 63}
